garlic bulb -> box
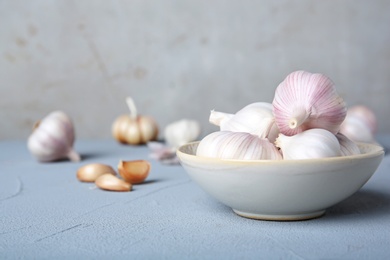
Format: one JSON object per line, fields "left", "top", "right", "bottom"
{"left": 209, "top": 102, "right": 279, "bottom": 142}
{"left": 27, "top": 111, "right": 81, "bottom": 162}
{"left": 164, "top": 119, "right": 201, "bottom": 148}
{"left": 112, "top": 97, "right": 159, "bottom": 145}
{"left": 275, "top": 128, "right": 341, "bottom": 160}
{"left": 336, "top": 133, "right": 361, "bottom": 156}
{"left": 348, "top": 105, "right": 377, "bottom": 133}
{"left": 196, "top": 131, "right": 282, "bottom": 160}
{"left": 339, "top": 105, "right": 377, "bottom": 144}
{"left": 272, "top": 71, "right": 347, "bottom": 136}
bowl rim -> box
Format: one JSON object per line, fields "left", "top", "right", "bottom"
{"left": 177, "top": 141, "right": 384, "bottom": 165}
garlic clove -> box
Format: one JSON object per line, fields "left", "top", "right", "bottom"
{"left": 336, "top": 133, "right": 361, "bottom": 156}
{"left": 118, "top": 160, "right": 151, "bottom": 184}
{"left": 95, "top": 174, "right": 132, "bottom": 192}
{"left": 209, "top": 102, "right": 280, "bottom": 143}
{"left": 209, "top": 110, "right": 234, "bottom": 127}
{"left": 77, "top": 163, "right": 116, "bottom": 182}
{"left": 138, "top": 116, "right": 159, "bottom": 143}
{"left": 196, "top": 131, "right": 282, "bottom": 160}
{"left": 27, "top": 111, "right": 81, "bottom": 162}
{"left": 275, "top": 128, "right": 342, "bottom": 160}
{"left": 272, "top": 71, "right": 347, "bottom": 136}
{"left": 112, "top": 115, "right": 132, "bottom": 144}
{"left": 164, "top": 119, "right": 201, "bottom": 148}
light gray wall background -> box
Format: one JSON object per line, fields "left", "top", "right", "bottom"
{"left": 1, "top": 0, "right": 389, "bottom": 140}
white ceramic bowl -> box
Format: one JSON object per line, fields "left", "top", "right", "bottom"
{"left": 177, "top": 142, "right": 384, "bottom": 221}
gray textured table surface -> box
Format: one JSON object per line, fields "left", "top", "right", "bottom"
{"left": 1, "top": 137, "right": 390, "bottom": 259}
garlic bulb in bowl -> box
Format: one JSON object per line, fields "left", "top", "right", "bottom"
{"left": 209, "top": 102, "right": 279, "bottom": 142}
{"left": 275, "top": 128, "right": 341, "bottom": 160}
{"left": 196, "top": 131, "right": 282, "bottom": 160}
{"left": 336, "top": 133, "right": 361, "bottom": 156}
{"left": 27, "top": 111, "right": 80, "bottom": 162}
{"left": 273, "top": 71, "right": 347, "bottom": 136}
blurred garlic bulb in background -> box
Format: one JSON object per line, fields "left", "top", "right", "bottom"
{"left": 209, "top": 102, "right": 279, "bottom": 142}
{"left": 112, "top": 97, "right": 159, "bottom": 145}
{"left": 339, "top": 105, "right": 378, "bottom": 144}
{"left": 148, "top": 119, "right": 200, "bottom": 165}
{"left": 164, "top": 119, "right": 201, "bottom": 148}
{"left": 336, "top": 133, "right": 361, "bottom": 156}
{"left": 196, "top": 131, "right": 282, "bottom": 160}
{"left": 273, "top": 71, "right": 347, "bottom": 136}
{"left": 275, "top": 128, "right": 341, "bottom": 160}
{"left": 27, "top": 111, "right": 80, "bottom": 162}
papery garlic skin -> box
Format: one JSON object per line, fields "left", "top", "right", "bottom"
{"left": 27, "top": 111, "right": 80, "bottom": 162}
{"left": 273, "top": 71, "right": 347, "bottom": 136}
{"left": 196, "top": 131, "right": 282, "bottom": 160}
{"left": 275, "top": 129, "right": 341, "bottom": 160}
{"left": 209, "top": 102, "right": 280, "bottom": 143}
{"left": 336, "top": 133, "right": 361, "bottom": 156}
{"left": 164, "top": 119, "right": 201, "bottom": 148}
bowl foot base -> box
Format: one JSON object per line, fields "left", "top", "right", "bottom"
{"left": 233, "top": 209, "right": 326, "bottom": 221}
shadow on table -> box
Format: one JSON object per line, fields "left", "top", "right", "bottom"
{"left": 79, "top": 152, "right": 113, "bottom": 160}
{"left": 325, "top": 189, "right": 390, "bottom": 220}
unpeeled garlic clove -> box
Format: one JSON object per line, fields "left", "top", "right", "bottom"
{"left": 77, "top": 163, "right": 116, "bottom": 182}
{"left": 275, "top": 128, "right": 342, "bottom": 160}
{"left": 118, "top": 160, "right": 151, "bottom": 184}
{"left": 27, "top": 111, "right": 81, "bottom": 162}
{"left": 209, "top": 102, "right": 279, "bottom": 143}
{"left": 164, "top": 119, "right": 201, "bottom": 148}
{"left": 336, "top": 133, "right": 361, "bottom": 156}
{"left": 196, "top": 131, "right": 282, "bottom": 160}
{"left": 272, "top": 71, "right": 347, "bottom": 136}
{"left": 95, "top": 174, "right": 132, "bottom": 192}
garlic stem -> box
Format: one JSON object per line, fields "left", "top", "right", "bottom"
{"left": 126, "top": 97, "right": 138, "bottom": 120}
{"left": 67, "top": 149, "right": 81, "bottom": 162}
{"left": 289, "top": 107, "right": 309, "bottom": 130}
{"left": 209, "top": 110, "right": 233, "bottom": 126}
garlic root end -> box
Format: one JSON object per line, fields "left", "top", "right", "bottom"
{"left": 67, "top": 149, "right": 81, "bottom": 162}
{"left": 288, "top": 108, "right": 309, "bottom": 130}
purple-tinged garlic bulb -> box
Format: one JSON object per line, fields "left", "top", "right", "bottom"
{"left": 336, "top": 133, "right": 361, "bottom": 156}
{"left": 27, "top": 111, "right": 80, "bottom": 162}
{"left": 272, "top": 71, "right": 347, "bottom": 136}
{"left": 209, "top": 102, "right": 280, "bottom": 143}
{"left": 275, "top": 128, "right": 342, "bottom": 160}
{"left": 339, "top": 105, "right": 377, "bottom": 144}
{"left": 196, "top": 131, "right": 282, "bottom": 160}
